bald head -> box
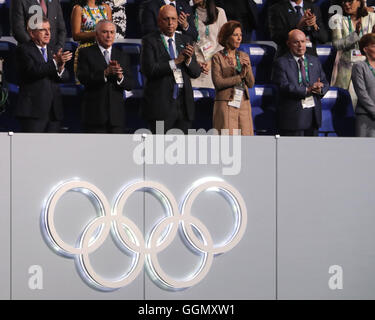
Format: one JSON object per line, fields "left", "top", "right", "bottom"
{"left": 287, "top": 29, "right": 307, "bottom": 57}
{"left": 158, "top": 5, "right": 178, "bottom": 37}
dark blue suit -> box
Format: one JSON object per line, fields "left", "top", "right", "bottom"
{"left": 139, "top": 0, "right": 198, "bottom": 41}
{"left": 272, "top": 52, "right": 329, "bottom": 134}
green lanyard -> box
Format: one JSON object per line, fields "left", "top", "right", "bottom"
{"left": 366, "top": 60, "right": 375, "bottom": 77}
{"left": 223, "top": 49, "right": 242, "bottom": 73}
{"left": 347, "top": 16, "right": 362, "bottom": 37}
{"left": 86, "top": 6, "right": 106, "bottom": 22}
{"left": 195, "top": 12, "right": 209, "bottom": 42}
{"left": 298, "top": 57, "right": 310, "bottom": 84}
{"left": 161, "top": 35, "right": 179, "bottom": 57}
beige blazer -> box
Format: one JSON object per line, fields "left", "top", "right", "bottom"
{"left": 211, "top": 50, "right": 255, "bottom": 101}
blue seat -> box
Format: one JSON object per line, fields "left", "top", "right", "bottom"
{"left": 319, "top": 87, "right": 355, "bottom": 136}
{"left": 239, "top": 43, "right": 276, "bottom": 84}
{"left": 192, "top": 88, "right": 215, "bottom": 131}
{"left": 113, "top": 42, "right": 143, "bottom": 89}
{"left": 316, "top": 45, "right": 336, "bottom": 84}
{"left": 249, "top": 84, "right": 277, "bottom": 135}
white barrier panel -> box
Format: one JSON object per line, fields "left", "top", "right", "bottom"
{"left": 277, "top": 137, "right": 375, "bottom": 299}
{"left": 0, "top": 133, "right": 10, "bottom": 300}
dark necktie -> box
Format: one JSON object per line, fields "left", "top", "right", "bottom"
{"left": 40, "top": 0, "right": 47, "bottom": 16}
{"left": 295, "top": 5, "right": 303, "bottom": 19}
{"left": 41, "top": 47, "right": 47, "bottom": 62}
{"left": 298, "top": 57, "right": 307, "bottom": 84}
{"left": 168, "top": 38, "right": 179, "bottom": 99}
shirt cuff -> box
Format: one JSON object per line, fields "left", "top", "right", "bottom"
{"left": 53, "top": 59, "right": 64, "bottom": 78}
{"left": 117, "top": 76, "right": 124, "bottom": 85}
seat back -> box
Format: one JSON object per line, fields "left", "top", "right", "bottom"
{"left": 319, "top": 87, "right": 355, "bottom": 136}
{"left": 249, "top": 84, "right": 278, "bottom": 135}
{"left": 239, "top": 43, "right": 276, "bottom": 84}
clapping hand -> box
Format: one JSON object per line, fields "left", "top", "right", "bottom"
{"left": 105, "top": 60, "right": 123, "bottom": 80}
{"left": 308, "top": 77, "right": 324, "bottom": 95}
{"left": 178, "top": 11, "right": 190, "bottom": 30}
{"left": 53, "top": 48, "right": 73, "bottom": 72}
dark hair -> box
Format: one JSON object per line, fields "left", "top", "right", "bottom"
{"left": 359, "top": 33, "right": 375, "bottom": 55}
{"left": 194, "top": 0, "right": 219, "bottom": 26}
{"left": 341, "top": 0, "right": 368, "bottom": 19}
{"left": 217, "top": 20, "right": 242, "bottom": 48}
{"left": 74, "top": 0, "right": 105, "bottom": 7}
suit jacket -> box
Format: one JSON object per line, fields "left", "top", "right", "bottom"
{"left": 140, "top": 31, "right": 201, "bottom": 121}
{"left": 272, "top": 52, "right": 329, "bottom": 131}
{"left": 215, "top": 0, "right": 258, "bottom": 34}
{"left": 268, "top": 0, "right": 328, "bottom": 58}
{"left": 332, "top": 12, "right": 375, "bottom": 89}
{"left": 10, "top": 0, "right": 66, "bottom": 51}
{"left": 352, "top": 61, "right": 375, "bottom": 118}
{"left": 139, "top": 0, "right": 198, "bottom": 41}
{"left": 15, "top": 41, "right": 67, "bottom": 120}
{"left": 77, "top": 44, "right": 134, "bottom": 126}
{"left": 211, "top": 50, "right": 255, "bottom": 101}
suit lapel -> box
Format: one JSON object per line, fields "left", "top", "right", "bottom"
{"left": 93, "top": 44, "right": 108, "bottom": 67}
{"left": 175, "top": 33, "right": 185, "bottom": 56}
{"left": 31, "top": 42, "right": 47, "bottom": 63}
{"left": 157, "top": 33, "right": 171, "bottom": 59}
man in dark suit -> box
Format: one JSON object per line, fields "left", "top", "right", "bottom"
{"left": 77, "top": 20, "right": 134, "bottom": 133}
{"left": 141, "top": 4, "right": 201, "bottom": 134}
{"left": 272, "top": 29, "right": 329, "bottom": 136}
{"left": 215, "top": 0, "right": 258, "bottom": 42}
{"left": 16, "top": 17, "right": 72, "bottom": 133}
{"left": 268, "top": 0, "right": 328, "bottom": 58}
{"left": 10, "top": 0, "right": 66, "bottom": 52}
{"left": 139, "top": 0, "right": 198, "bottom": 41}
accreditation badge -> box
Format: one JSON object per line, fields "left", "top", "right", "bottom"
{"left": 228, "top": 86, "right": 244, "bottom": 109}
{"left": 199, "top": 40, "right": 215, "bottom": 61}
{"left": 301, "top": 95, "right": 315, "bottom": 109}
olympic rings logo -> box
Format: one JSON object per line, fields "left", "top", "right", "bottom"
{"left": 41, "top": 178, "right": 247, "bottom": 291}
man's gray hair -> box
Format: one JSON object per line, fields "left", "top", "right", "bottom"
{"left": 95, "top": 19, "right": 117, "bottom": 32}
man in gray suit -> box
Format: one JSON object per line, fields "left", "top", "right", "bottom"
{"left": 10, "top": 0, "right": 66, "bottom": 52}
{"left": 352, "top": 33, "right": 375, "bottom": 137}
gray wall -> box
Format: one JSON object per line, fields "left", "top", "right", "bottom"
{"left": 1, "top": 134, "right": 375, "bottom": 299}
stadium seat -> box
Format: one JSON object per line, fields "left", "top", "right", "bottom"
{"left": 249, "top": 84, "right": 277, "bottom": 135}
{"left": 316, "top": 44, "right": 336, "bottom": 84}
{"left": 319, "top": 87, "right": 355, "bottom": 137}
{"left": 192, "top": 88, "right": 215, "bottom": 131}
{"left": 239, "top": 43, "right": 276, "bottom": 84}
{"left": 113, "top": 42, "right": 143, "bottom": 89}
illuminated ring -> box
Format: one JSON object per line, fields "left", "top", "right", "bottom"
{"left": 42, "top": 178, "right": 247, "bottom": 291}
{"left": 43, "top": 180, "right": 112, "bottom": 257}
{"left": 181, "top": 179, "right": 248, "bottom": 255}
{"left": 78, "top": 214, "right": 145, "bottom": 290}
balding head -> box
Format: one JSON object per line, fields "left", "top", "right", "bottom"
{"left": 287, "top": 29, "right": 307, "bottom": 57}
{"left": 157, "top": 5, "right": 178, "bottom": 37}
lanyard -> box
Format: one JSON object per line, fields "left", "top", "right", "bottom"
{"left": 223, "top": 49, "right": 242, "bottom": 73}
{"left": 366, "top": 60, "right": 375, "bottom": 77}
{"left": 161, "top": 35, "right": 179, "bottom": 57}
{"left": 86, "top": 6, "right": 106, "bottom": 22}
{"left": 195, "top": 12, "right": 209, "bottom": 42}
{"left": 298, "top": 57, "right": 310, "bottom": 84}
{"left": 347, "top": 16, "right": 363, "bottom": 37}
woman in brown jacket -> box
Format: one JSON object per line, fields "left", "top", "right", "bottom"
{"left": 211, "top": 20, "right": 255, "bottom": 135}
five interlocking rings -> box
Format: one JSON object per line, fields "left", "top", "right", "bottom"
{"left": 42, "top": 178, "right": 247, "bottom": 291}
